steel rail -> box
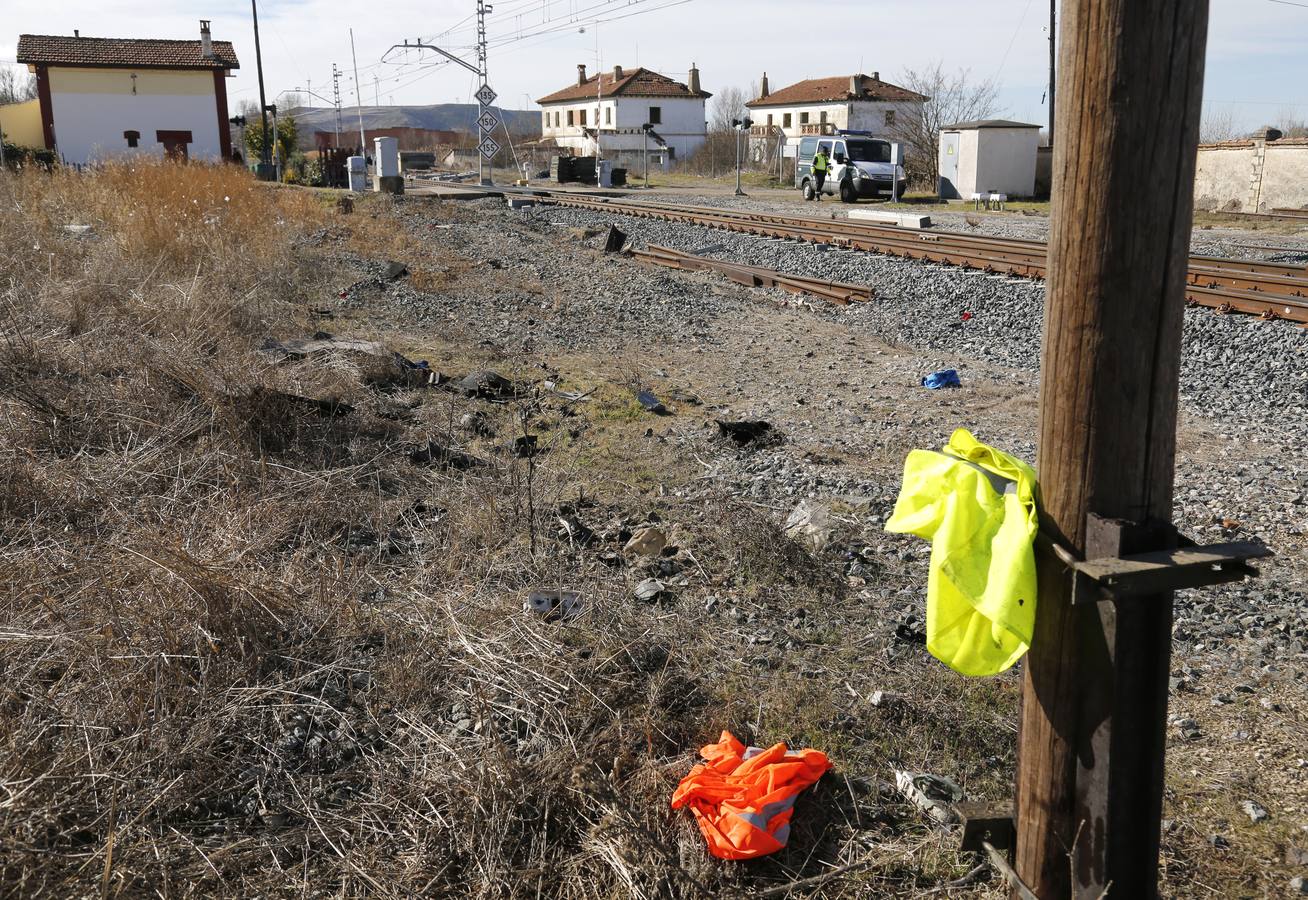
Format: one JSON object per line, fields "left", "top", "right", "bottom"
{"left": 536, "top": 193, "right": 1308, "bottom": 322}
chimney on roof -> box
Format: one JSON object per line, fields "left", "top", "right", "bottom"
{"left": 760, "top": 72, "right": 769, "bottom": 98}
{"left": 872, "top": 71, "right": 879, "bottom": 81}
{"left": 74, "top": 29, "right": 80, "bottom": 38}
{"left": 577, "top": 64, "right": 587, "bottom": 86}
{"left": 200, "top": 20, "right": 213, "bottom": 58}
{"left": 850, "top": 74, "right": 864, "bottom": 95}
{"left": 688, "top": 63, "right": 700, "bottom": 95}
{"left": 613, "top": 64, "right": 623, "bottom": 81}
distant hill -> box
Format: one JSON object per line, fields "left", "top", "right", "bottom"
{"left": 286, "top": 103, "right": 538, "bottom": 146}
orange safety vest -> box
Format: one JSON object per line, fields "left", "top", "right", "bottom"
{"left": 671, "top": 731, "right": 831, "bottom": 860}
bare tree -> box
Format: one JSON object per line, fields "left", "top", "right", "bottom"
{"left": 683, "top": 83, "right": 758, "bottom": 177}
{"left": 0, "top": 66, "right": 38, "bottom": 105}
{"left": 1274, "top": 107, "right": 1307, "bottom": 139}
{"left": 1199, "top": 107, "right": 1241, "bottom": 144}
{"left": 892, "top": 63, "right": 1002, "bottom": 191}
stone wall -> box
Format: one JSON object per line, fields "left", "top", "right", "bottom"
{"left": 1194, "top": 139, "right": 1308, "bottom": 212}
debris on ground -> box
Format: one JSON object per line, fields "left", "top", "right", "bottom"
{"left": 716, "top": 419, "right": 776, "bottom": 447}
{"left": 556, "top": 510, "right": 596, "bottom": 547}
{"left": 408, "top": 440, "right": 481, "bottom": 470}
{"left": 671, "top": 731, "right": 832, "bottom": 860}
{"left": 1242, "top": 799, "right": 1270, "bottom": 823}
{"left": 784, "top": 499, "right": 838, "bottom": 552}
{"left": 635, "top": 388, "right": 668, "bottom": 415}
{"left": 239, "top": 387, "right": 354, "bottom": 418}
{"left": 894, "top": 770, "right": 964, "bottom": 826}
{"left": 524, "top": 589, "right": 584, "bottom": 620}
{"left": 634, "top": 578, "right": 668, "bottom": 602}
{"left": 603, "top": 224, "right": 627, "bottom": 253}
{"left": 511, "top": 435, "right": 540, "bottom": 458}
{"left": 460, "top": 410, "right": 494, "bottom": 436}
{"left": 624, "top": 526, "right": 668, "bottom": 557}
{"left": 259, "top": 333, "right": 439, "bottom": 389}
{"left": 921, "top": 369, "right": 962, "bottom": 390}
{"left": 383, "top": 260, "right": 409, "bottom": 281}
{"left": 458, "top": 369, "right": 520, "bottom": 400}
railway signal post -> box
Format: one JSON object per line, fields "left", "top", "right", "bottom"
{"left": 1014, "top": 1, "right": 1212, "bottom": 897}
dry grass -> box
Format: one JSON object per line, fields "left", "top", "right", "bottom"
{"left": 0, "top": 161, "right": 1020, "bottom": 898}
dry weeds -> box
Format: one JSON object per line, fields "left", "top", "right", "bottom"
{"left": 2, "top": 162, "right": 1018, "bottom": 898}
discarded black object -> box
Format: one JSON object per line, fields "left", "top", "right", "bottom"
{"left": 895, "top": 623, "right": 927, "bottom": 645}
{"left": 716, "top": 419, "right": 775, "bottom": 446}
{"left": 556, "top": 514, "right": 596, "bottom": 547}
{"left": 525, "top": 589, "right": 583, "bottom": 620}
{"left": 604, "top": 224, "right": 627, "bottom": 253}
{"left": 408, "top": 440, "right": 481, "bottom": 470}
{"left": 512, "top": 435, "right": 539, "bottom": 458}
{"left": 458, "top": 370, "right": 519, "bottom": 400}
{"left": 383, "top": 261, "right": 409, "bottom": 281}
{"left": 460, "top": 410, "right": 494, "bottom": 436}
{"left": 636, "top": 389, "right": 668, "bottom": 415}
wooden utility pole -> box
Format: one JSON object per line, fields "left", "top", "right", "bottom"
{"left": 1015, "top": 1, "right": 1210, "bottom": 898}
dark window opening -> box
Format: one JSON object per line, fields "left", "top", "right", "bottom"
{"left": 566, "top": 110, "right": 574, "bottom": 126}
{"left": 783, "top": 113, "right": 792, "bottom": 128}
{"left": 156, "top": 129, "right": 193, "bottom": 162}
{"left": 649, "top": 106, "right": 661, "bottom": 125}
{"left": 124, "top": 130, "right": 140, "bottom": 148}
{"left": 800, "top": 112, "right": 810, "bottom": 125}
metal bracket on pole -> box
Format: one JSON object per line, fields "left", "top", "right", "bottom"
{"left": 1036, "top": 515, "right": 1271, "bottom": 605}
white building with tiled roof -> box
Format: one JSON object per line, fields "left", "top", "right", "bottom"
{"left": 14, "top": 21, "right": 239, "bottom": 166}
{"left": 537, "top": 64, "right": 709, "bottom": 169}
{"left": 745, "top": 72, "right": 927, "bottom": 155}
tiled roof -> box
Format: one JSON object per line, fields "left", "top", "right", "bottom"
{"left": 537, "top": 67, "right": 709, "bottom": 104}
{"left": 17, "top": 34, "right": 239, "bottom": 70}
{"left": 746, "top": 74, "right": 926, "bottom": 108}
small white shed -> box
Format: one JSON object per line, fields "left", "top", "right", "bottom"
{"left": 938, "top": 120, "right": 1042, "bottom": 200}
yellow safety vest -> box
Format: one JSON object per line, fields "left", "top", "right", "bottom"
{"left": 813, "top": 153, "right": 828, "bottom": 173}
{"left": 884, "top": 429, "right": 1039, "bottom": 676}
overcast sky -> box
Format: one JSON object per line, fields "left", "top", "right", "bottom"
{"left": 4, "top": 0, "right": 1306, "bottom": 132}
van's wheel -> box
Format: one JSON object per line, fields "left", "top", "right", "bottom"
{"left": 802, "top": 179, "right": 815, "bottom": 201}
{"left": 840, "top": 181, "right": 857, "bottom": 203}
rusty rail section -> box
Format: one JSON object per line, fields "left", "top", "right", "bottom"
{"left": 538, "top": 193, "right": 1308, "bottom": 323}
{"left": 631, "top": 244, "right": 873, "bottom": 305}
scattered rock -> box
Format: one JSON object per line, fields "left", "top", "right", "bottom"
{"left": 784, "top": 499, "right": 837, "bottom": 552}
{"left": 1241, "top": 800, "right": 1269, "bottom": 823}
{"left": 1285, "top": 846, "right": 1308, "bottom": 866}
{"left": 383, "top": 260, "right": 408, "bottom": 281}
{"left": 624, "top": 526, "right": 668, "bottom": 558}
{"left": 634, "top": 578, "right": 667, "bottom": 602}
{"left": 1208, "top": 833, "right": 1230, "bottom": 849}
{"left": 1292, "top": 876, "right": 1308, "bottom": 895}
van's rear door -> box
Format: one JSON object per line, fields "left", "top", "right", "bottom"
{"left": 796, "top": 136, "right": 818, "bottom": 186}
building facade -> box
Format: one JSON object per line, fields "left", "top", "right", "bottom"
{"left": 745, "top": 72, "right": 927, "bottom": 157}
{"left": 537, "top": 64, "right": 709, "bottom": 169}
{"left": 15, "top": 23, "right": 239, "bottom": 166}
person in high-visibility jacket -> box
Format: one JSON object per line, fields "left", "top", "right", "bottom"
{"left": 811, "top": 148, "right": 829, "bottom": 200}
{"left": 884, "top": 428, "right": 1040, "bottom": 677}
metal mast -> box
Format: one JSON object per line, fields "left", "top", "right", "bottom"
{"left": 332, "top": 64, "right": 343, "bottom": 147}
{"left": 476, "top": 0, "right": 491, "bottom": 185}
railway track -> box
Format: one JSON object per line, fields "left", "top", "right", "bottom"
{"left": 532, "top": 192, "right": 1308, "bottom": 324}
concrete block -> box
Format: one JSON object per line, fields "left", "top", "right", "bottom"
{"left": 847, "top": 209, "right": 932, "bottom": 229}
{"left": 506, "top": 197, "right": 537, "bottom": 210}
{"left": 374, "top": 175, "right": 405, "bottom": 195}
